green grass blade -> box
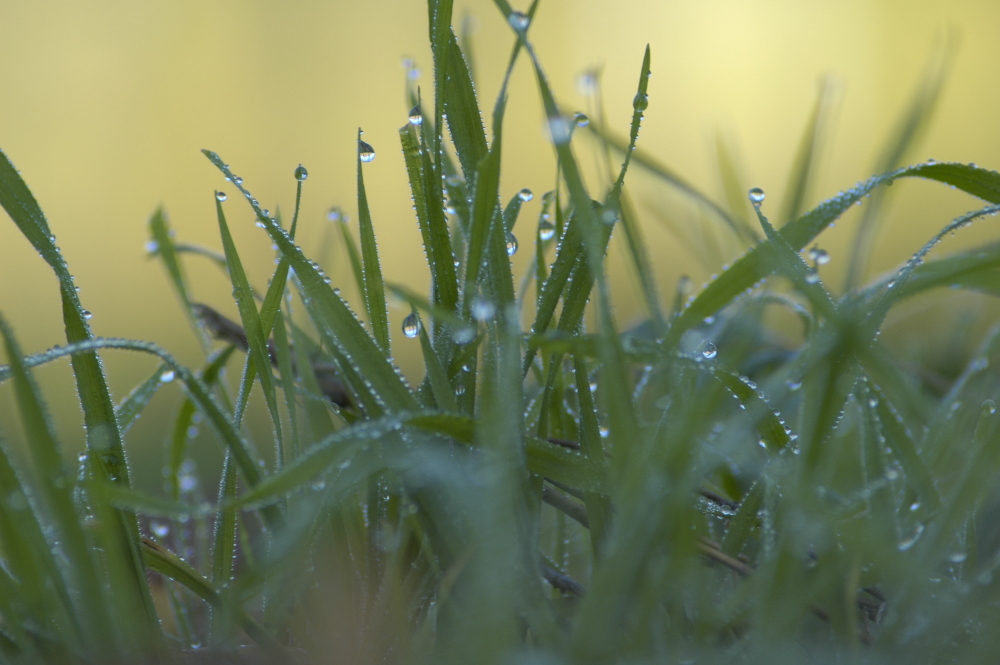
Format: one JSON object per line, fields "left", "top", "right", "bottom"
{"left": 779, "top": 77, "right": 835, "bottom": 227}
{"left": 214, "top": 194, "right": 284, "bottom": 449}
{"left": 356, "top": 129, "right": 391, "bottom": 355}
{"left": 0, "top": 313, "right": 120, "bottom": 659}
{"left": 416, "top": 310, "right": 459, "bottom": 411}
{"left": 203, "top": 150, "right": 418, "bottom": 413}
{"left": 431, "top": 0, "right": 457, "bottom": 176}
{"left": 140, "top": 538, "right": 283, "bottom": 651}
{"left": 149, "top": 207, "right": 192, "bottom": 310}
{"left": 666, "top": 161, "right": 1000, "bottom": 347}
{"left": 714, "top": 130, "right": 759, "bottom": 243}
{"left": 114, "top": 361, "right": 172, "bottom": 434}
{"left": 845, "top": 45, "right": 951, "bottom": 291}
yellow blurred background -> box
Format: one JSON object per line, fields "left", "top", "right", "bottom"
{"left": 2, "top": 0, "right": 1000, "bottom": 485}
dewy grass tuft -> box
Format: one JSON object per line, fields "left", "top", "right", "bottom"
{"left": 1, "top": 2, "right": 1000, "bottom": 663}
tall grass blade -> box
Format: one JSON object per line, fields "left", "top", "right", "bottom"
{"left": 779, "top": 76, "right": 835, "bottom": 226}
{"left": 356, "top": 128, "right": 391, "bottom": 354}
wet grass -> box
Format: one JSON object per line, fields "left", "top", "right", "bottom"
{"left": 2, "top": 1, "right": 1000, "bottom": 663}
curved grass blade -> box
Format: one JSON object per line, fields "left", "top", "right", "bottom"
{"left": 666, "top": 161, "right": 1000, "bottom": 347}
{"left": 203, "top": 150, "right": 418, "bottom": 413}
{"left": 215, "top": 195, "right": 284, "bottom": 450}
{"left": 140, "top": 538, "right": 283, "bottom": 652}
{"left": 357, "top": 128, "right": 391, "bottom": 355}
{"left": 0, "top": 150, "right": 153, "bottom": 623}
{"left": 845, "top": 45, "right": 952, "bottom": 291}
{"left": 416, "top": 310, "right": 459, "bottom": 411}
{"left": 780, "top": 76, "right": 835, "bottom": 227}
{"left": 115, "top": 361, "right": 172, "bottom": 435}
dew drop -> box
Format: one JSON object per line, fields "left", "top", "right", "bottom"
{"left": 518, "top": 188, "right": 533, "bottom": 202}
{"left": 82, "top": 310, "right": 92, "bottom": 320}
{"left": 805, "top": 270, "right": 820, "bottom": 285}
{"left": 159, "top": 370, "right": 176, "bottom": 383}
{"left": 809, "top": 246, "right": 830, "bottom": 265}
{"left": 408, "top": 105, "right": 423, "bottom": 125}
{"left": 748, "top": 187, "right": 765, "bottom": 204}
{"left": 471, "top": 297, "right": 496, "bottom": 322}
{"left": 898, "top": 523, "right": 925, "bottom": 551}
{"left": 402, "top": 312, "right": 421, "bottom": 338}
{"left": 787, "top": 379, "right": 802, "bottom": 391}
{"left": 453, "top": 326, "right": 476, "bottom": 345}
{"left": 294, "top": 165, "right": 308, "bottom": 181}
{"left": 456, "top": 383, "right": 467, "bottom": 396}
{"left": 327, "top": 207, "right": 343, "bottom": 223}
{"left": 359, "top": 139, "right": 376, "bottom": 162}
{"left": 599, "top": 426, "right": 610, "bottom": 438}
{"left": 145, "top": 240, "right": 159, "bottom": 253}
{"left": 701, "top": 342, "right": 717, "bottom": 359}
{"left": 508, "top": 11, "right": 530, "bottom": 30}
{"left": 574, "top": 112, "right": 589, "bottom": 127}
{"left": 539, "top": 220, "right": 555, "bottom": 241}
{"left": 548, "top": 116, "right": 573, "bottom": 144}
{"left": 215, "top": 191, "right": 227, "bottom": 202}
{"left": 506, "top": 232, "right": 519, "bottom": 256}
{"left": 632, "top": 92, "right": 649, "bottom": 112}
{"left": 949, "top": 551, "right": 968, "bottom": 563}
{"left": 151, "top": 521, "right": 170, "bottom": 538}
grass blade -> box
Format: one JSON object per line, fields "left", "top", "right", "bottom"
{"left": 356, "top": 129, "right": 391, "bottom": 355}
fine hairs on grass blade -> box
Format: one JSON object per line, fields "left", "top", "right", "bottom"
{"left": 356, "top": 128, "right": 391, "bottom": 355}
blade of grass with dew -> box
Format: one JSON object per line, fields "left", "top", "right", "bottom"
{"left": 617, "top": 192, "right": 666, "bottom": 336}
{"left": 714, "top": 130, "right": 759, "bottom": 242}
{"left": 779, "top": 76, "right": 835, "bottom": 227}
{"left": 114, "top": 361, "right": 172, "bottom": 434}
{"left": 430, "top": 0, "right": 456, "bottom": 179}
{"left": 572, "top": 353, "right": 612, "bottom": 553}
{"left": 416, "top": 310, "right": 459, "bottom": 411}
{"left": 721, "top": 478, "right": 765, "bottom": 557}
{"left": 168, "top": 345, "right": 235, "bottom": 499}
{"left": 0, "top": 314, "right": 122, "bottom": 659}
{"left": 666, "top": 161, "right": 1000, "bottom": 347}
{"left": 356, "top": 128, "right": 391, "bottom": 355}
{"left": 845, "top": 44, "right": 952, "bottom": 292}
{"left": 203, "top": 150, "right": 419, "bottom": 413}
{"left": 0, "top": 150, "right": 156, "bottom": 628}
{"left": 140, "top": 538, "right": 282, "bottom": 651}
{"left": 0, "top": 435, "right": 80, "bottom": 658}
{"left": 399, "top": 123, "right": 460, "bottom": 316}
{"left": 215, "top": 193, "right": 284, "bottom": 451}
{"left": 336, "top": 215, "right": 366, "bottom": 302}
{"left": 17, "top": 336, "right": 282, "bottom": 530}
{"left": 272, "top": 308, "right": 299, "bottom": 460}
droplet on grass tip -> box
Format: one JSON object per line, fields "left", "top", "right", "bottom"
{"left": 506, "top": 232, "right": 519, "bottom": 256}
{"left": 574, "top": 112, "right": 589, "bottom": 127}
{"left": 508, "top": 11, "right": 530, "bottom": 30}
{"left": 294, "top": 165, "right": 308, "bottom": 181}
{"left": 701, "top": 342, "right": 717, "bottom": 359}
{"left": 402, "top": 312, "right": 421, "bottom": 338}
{"left": 159, "top": 370, "right": 176, "bottom": 383}
{"left": 539, "top": 220, "right": 555, "bottom": 241}
{"left": 518, "top": 188, "right": 533, "bottom": 202}
{"left": 408, "top": 105, "right": 423, "bottom": 125}
{"left": 215, "top": 191, "right": 227, "bottom": 202}
{"left": 632, "top": 92, "right": 649, "bottom": 112}
{"left": 359, "top": 139, "right": 376, "bottom": 162}
{"left": 145, "top": 240, "right": 159, "bottom": 253}
{"left": 327, "top": 207, "right": 343, "bottom": 222}
{"left": 748, "top": 187, "right": 765, "bottom": 204}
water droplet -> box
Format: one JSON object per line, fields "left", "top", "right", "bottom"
{"left": 577, "top": 70, "right": 598, "bottom": 95}
{"left": 327, "top": 207, "right": 343, "bottom": 223}
{"left": 456, "top": 383, "right": 466, "bottom": 395}
{"left": 408, "top": 105, "right": 423, "bottom": 125}
{"left": 151, "top": 521, "right": 170, "bottom": 538}
{"left": 145, "top": 240, "right": 159, "bottom": 253}
{"left": 294, "top": 165, "right": 308, "bottom": 181}
{"left": 359, "top": 139, "right": 376, "bottom": 162}
{"left": 805, "top": 270, "right": 820, "bottom": 285}
{"left": 518, "top": 188, "right": 533, "bottom": 202}
{"left": 508, "top": 11, "right": 530, "bottom": 30}
{"left": 701, "top": 342, "right": 717, "bottom": 359}
{"left": 758, "top": 439, "right": 767, "bottom": 449}
{"left": 787, "top": 379, "right": 802, "bottom": 391}
{"left": 82, "top": 310, "right": 92, "bottom": 320}
{"left": 599, "top": 426, "right": 610, "bottom": 438}
{"left": 539, "top": 220, "right": 555, "bottom": 241}
{"left": 215, "top": 191, "right": 227, "bottom": 202}
{"left": 748, "top": 187, "right": 765, "bottom": 204}
{"left": 868, "top": 397, "right": 878, "bottom": 408}
{"left": 632, "top": 92, "right": 649, "bottom": 112}
{"left": 402, "top": 312, "right": 421, "bottom": 338}
{"left": 453, "top": 326, "right": 476, "bottom": 345}
{"left": 809, "top": 246, "right": 830, "bottom": 265}
{"left": 574, "top": 112, "right": 589, "bottom": 127}
{"left": 311, "top": 479, "right": 326, "bottom": 491}
{"left": 235, "top": 176, "right": 243, "bottom": 185}
{"left": 471, "top": 297, "right": 496, "bottom": 322}
{"left": 159, "top": 370, "right": 176, "bottom": 383}
{"left": 506, "top": 232, "right": 518, "bottom": 256}
{"left": 898, "top": 523, "right": 925, "bottom": 551}
{"left": 886, "top": 468, "right": 899, "bottom": 481}
{"left": 985, "top": 400, "right": 997, "bottom": 416}
{"left": 77, "top": 451, "right": 88, "bottom": 462}
{"left": 949, "top": 551, "right": 968, "bottom": 563}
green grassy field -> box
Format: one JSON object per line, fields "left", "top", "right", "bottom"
{"left": 2, "top": 1, "right": 1000, "bottom": 663}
